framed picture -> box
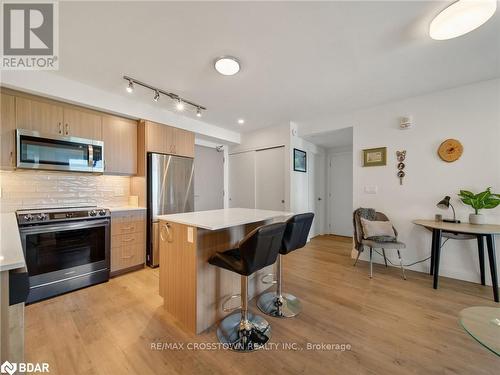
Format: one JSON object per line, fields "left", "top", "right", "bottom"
{"left": 293, "top": 148, "right": 307, "bottom": 172}
{"left": 363, "top": 147, "right": 387, "bottom": 167}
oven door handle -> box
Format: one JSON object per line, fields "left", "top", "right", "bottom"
{"left": 19, "top": 219, "right": 110, "bottom": 234}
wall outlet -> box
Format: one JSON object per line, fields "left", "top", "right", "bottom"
{"left": 364, "top": 185, "right": 378, "bottom": 194}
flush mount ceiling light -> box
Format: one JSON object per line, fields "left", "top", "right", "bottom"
{"left": 237, "top": 119, "right": 245, "bottom": 125}
{"left": 429, "top": 0, "right": 497, "bottom": 40}
{"left": 214, "top": 56, "right": 240, "bottom": 76}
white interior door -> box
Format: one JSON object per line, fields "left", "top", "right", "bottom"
{"left": 255, "top": 147, "right": 285, "bottom": 211}
{"left": 328, "top": 152, "right": 353, "bottom": 237}
{"left": 194, "top": 145, "right": 224, "bottom": 211}
{"left": 228, "top": 151, "right": 255, "bottom": 208}
{"left": 313, "top": 153, "right": 326, "bottom": 236}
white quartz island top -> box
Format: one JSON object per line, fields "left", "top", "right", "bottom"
{"left": 0, "top": 213, "right": 26, "bottom": 272}
{"left": 156, "top": 208, "right": 292, "bottom": 231}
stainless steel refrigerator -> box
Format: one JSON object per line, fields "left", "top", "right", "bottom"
{"left": 147, "top": 153, "right": 194, "bottom": 267}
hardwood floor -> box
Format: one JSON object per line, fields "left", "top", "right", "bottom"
{"left": 25, "top": 235, "right": 498, "bottom": 374}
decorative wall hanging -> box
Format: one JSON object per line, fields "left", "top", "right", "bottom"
{"left": 438, "top": 139, "right": 463, "bottom": 162}
{"left": 363, "top": 147, "right": 387, "bottom": 167}
{"left": 293, "top": 148, "right": 307, "bottom": 172}
{"left": 396, "top": 150, "right": 406, "bottom": 185}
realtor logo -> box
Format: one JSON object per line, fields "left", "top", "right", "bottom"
{"left": 1, "top": 0, "right": 59, "bottom": 69}
{"left": 0, "top": 361, "right": 17, "bottom": 375}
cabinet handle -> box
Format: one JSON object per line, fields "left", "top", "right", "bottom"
{"left": 65, "top": 123, "right": 69, "bottom": 135}
{"left": 121, "top": 254, "right": 134, "bottom": 259}
{"left": 122, "top": 237, "right": 135, "bottom": 242}
{"left": 121, "top": 225, "right": 134, "bottom": 230}
{"left": 160, "top": 223, "right": 172, "bottom": 242}
{"left": 58, "top": 122, "right": 62, "bottom": 134}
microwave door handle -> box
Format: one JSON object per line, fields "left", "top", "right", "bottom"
{"left": 88, "top": 145, "right": 94, "bottom": 167}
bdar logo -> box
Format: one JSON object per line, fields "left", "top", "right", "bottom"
{"left": 0, "top": 361, "right": 17, "bottom": 375}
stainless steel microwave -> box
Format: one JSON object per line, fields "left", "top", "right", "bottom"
{"left": 16, "top": 129, "right": 104, "bottom": 173}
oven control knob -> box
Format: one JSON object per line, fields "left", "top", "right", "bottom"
{"left": 37, "top": 213, "right": 48, "bottom": 221}
{"left": 98, "top": 209, "right": 106, "bottom": 216}
{"left": 89, "top": 210, "right": 97, "bottom": 217}
{"left": 23, "top": 214, "right": 34, "bottom": 222}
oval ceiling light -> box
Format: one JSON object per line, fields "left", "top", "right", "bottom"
{"left": 429, "top": 0, "right": 497, "bottom": 40}
{"left": 214, "top": 56, "right": 240, "bottom": 76}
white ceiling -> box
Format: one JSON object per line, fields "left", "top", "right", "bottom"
{"left": 55, "top": 1, "right": 500, "bottom": 133}
{"left": 303, "top": 126, "right": 353, "bottom": 150}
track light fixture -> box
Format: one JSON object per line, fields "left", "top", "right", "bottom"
{"left": 126, "top": 80, "right": 134, "bottom": 93}
{"left": 123, "top": 75, "right": 206, "bottom": 116}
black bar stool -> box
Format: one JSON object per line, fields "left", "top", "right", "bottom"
{"left": 208, "top": 222, "right": 286, "bottom": 352}
{"left": 257, "top": 213, "right": 314, "bottom": 318}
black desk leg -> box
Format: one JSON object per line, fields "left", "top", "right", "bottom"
{"left": 486, "top": 234, "right": 499, "bottom": 303}
{"left": 430, "top": 230, "right": 436, "bottom": 275}
{"left": 477, "top": 235, "right": 486, "bottom": 286}
{"left": 433, "top": 229, "right": 442, "bottom": 289}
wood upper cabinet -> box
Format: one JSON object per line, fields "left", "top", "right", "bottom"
{"left": 0, "top": 93, "right": 16, "bottom": 168}
{"left": 63, "top": 107, "right": 102, "bottom": 139}
{"left": 16, "top": 96, "right": 64, "bottom": 135}
{"left": 16, "top": 96, "right": 102, "bottom": 140}
{"left": 173, "top": 127, "right": 195, "bottom": 158}
{"left": 102, "top": 115, "right": 137, "bottom": 175}
{"left": 143, "top": 120, "right": 194, "bottom": 158}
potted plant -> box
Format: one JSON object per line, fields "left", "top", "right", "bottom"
{"left": 458, "top": 187, "right": 500, "bottom": 224}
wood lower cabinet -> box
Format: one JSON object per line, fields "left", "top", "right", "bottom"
{"left": 110, "top": 210, "right": 146, "bottom": 275}
{"left": 102, "top": 115, "right": 137, "bottom": 175}
{"left": 0, "top": 93, "right": 16, "bottom": 168}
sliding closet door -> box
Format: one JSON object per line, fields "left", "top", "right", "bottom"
{"left": 228, "top": 151, "right": 256, "bottom": 208}
{"left": 255, "top": 147, "right": 285, "bottom": 211}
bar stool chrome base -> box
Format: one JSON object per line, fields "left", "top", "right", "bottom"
{"left": 257, "top": 292, "right": 302, "bottom": 318}
{"left": 216, "top": 311, "right": 271, "bottom": 352}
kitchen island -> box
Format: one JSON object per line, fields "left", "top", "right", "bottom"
{"left": 156, "top": 208, "right": 291, "bottom": 334}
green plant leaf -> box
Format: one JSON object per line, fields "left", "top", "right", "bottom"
{"left": 483, "top": 200, "right": 500, "bottom": 209}
{"left": 458, "top": 190, "right": 474, "bottom": 198}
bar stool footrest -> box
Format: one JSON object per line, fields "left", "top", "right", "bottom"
{"left": 257, "top": 291, "right": 302, "bottom": 318}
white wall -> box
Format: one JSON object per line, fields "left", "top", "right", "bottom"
{"left": 301, "top": 79, "right": 500, "bottom": 285}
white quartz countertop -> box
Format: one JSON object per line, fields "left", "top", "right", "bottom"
{"left": 109, "top": 206, "right": 147, "bottom": 212}
{"left": 156, "top": 208, "right": 293, "bottom": 231}
{"left": 0, "top": 213, "right": 26, "bottom": 272}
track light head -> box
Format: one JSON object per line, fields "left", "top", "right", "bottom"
{"left": 196, "top": 108, "right": 202, "bottom": 117}
{"left": 153, "top": 90, "right": 160, "bottom": 102}
{"left": 176, "top": 99, "right": 184, "bottom": 111}
{"left": 126, "top": 80, "right": 134, "bottom": 93}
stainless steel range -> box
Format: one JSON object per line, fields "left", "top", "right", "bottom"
{"left": 16, "top": 206, "right": 110, "bottom": 303}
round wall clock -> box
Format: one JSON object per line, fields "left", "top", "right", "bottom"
{"left": 438, "top": 139, "right": 463, "bottom": 162}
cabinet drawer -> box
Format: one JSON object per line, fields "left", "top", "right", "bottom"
{"left": 111, "top": 245, "right": 144, "bottom": 272}
{"left": 111, "top": 233, "right": 143, "bottom": 248}
{"left": 111, "top": 220, "right": 144, "bottom": 236}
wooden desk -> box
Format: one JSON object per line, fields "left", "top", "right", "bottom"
{"left": 413, "top": 220, "right": 500, "bottom": 302}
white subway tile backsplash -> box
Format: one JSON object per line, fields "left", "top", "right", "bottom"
{"left": 0, "top": 170, "right": 131, "bottom": 213}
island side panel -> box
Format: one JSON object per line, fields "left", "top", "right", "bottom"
{"left": 158, "top": 220, "right": 197, "bottom": 333}
{"left": 196, "top": 221, "right": 275, "bottom": 334}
